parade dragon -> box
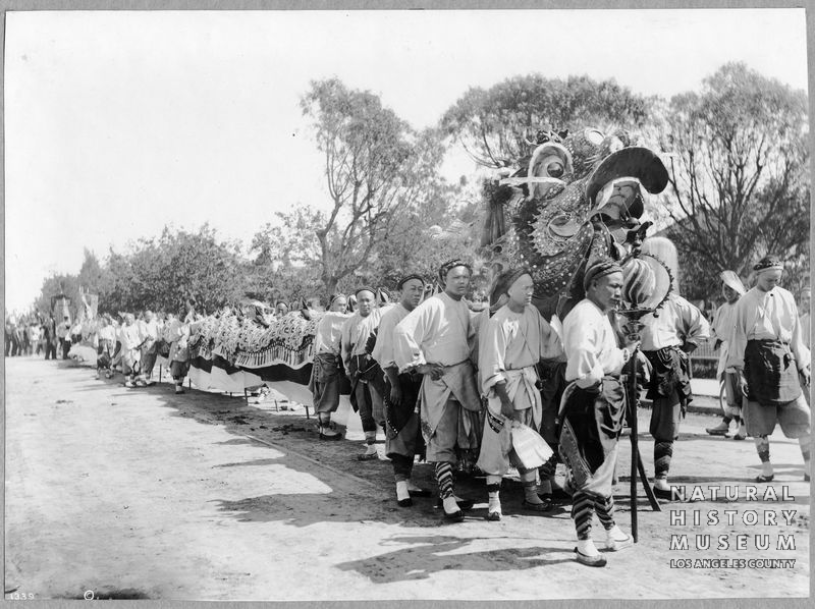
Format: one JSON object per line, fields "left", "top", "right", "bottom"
{"left": 71, "top": 126, "right": 676, "bottom": 391}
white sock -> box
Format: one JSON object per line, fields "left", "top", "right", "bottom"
{"left": 442, "top": 496, "right": 460, "bottom": 514}
{"left": 406, "top": 480, "right": 421, "bottom": 492}
{"left": 607, "top": 525, "right": 628, "bottom": 542}
{"left": 396, "top": 480, "right": 409, "bottom": 502}
{"left": 761, "top": 461, "right": 774, "bottom": 477}
{"left": 654, "top": 478, "right": 670, "bottom": 491}
{"left": 488, "top": 495, "right": 501, "bottom": 514}
{"left": 576, "top": 539, "right": 599, "bottom": 557}
{"left": 364, "top": 444, "right": 377, "bottom": 456}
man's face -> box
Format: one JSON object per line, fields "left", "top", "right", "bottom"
{"left": 145, "top": 310, "right": 154, "bottom": 322}
{"left": 444, "top": 266, "right": 471, "bottom": 298}
{"left": 722, "top": 284, "right": 740, "bottom": 304}
{"left": 330, "top": 297, "right": 347, "bottom": 313}
{"left": 400, "top": 279, "right": 425, "bottom": 309}
{"left": 356, "top": 290, "right": 376, "bottom": 316}
{"left": 801, "top": 291, "right": 811, "bottom": 312}
{"left": 590, "top": 271, "right": 624, "bottom": 312}
{"left": 507, "top": 274, "right": 534, "bottom": 308}
{"left": 125, "top": 314, "right": 135, "bottom": 326}
{"left": 756, "top": 269, "right": 782, "bottom": 292}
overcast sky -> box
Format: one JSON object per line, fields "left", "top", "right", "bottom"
{"left": 3, "top": 7, "right": 810, "bottom": 313}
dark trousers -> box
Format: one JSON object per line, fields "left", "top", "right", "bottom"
{"left": 45, "top": 341, "right": 57, "bottom": 360}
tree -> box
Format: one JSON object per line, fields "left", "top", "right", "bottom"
{"left": 440, "top": 74, "right": 654, "bottom": 168}
{"left": 300, "top": 78, "right": 421, "bottom": 295}
{"left": 662, "top": 63, "right": 810, "bottom": 299}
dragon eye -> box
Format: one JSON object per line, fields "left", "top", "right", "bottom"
{"left": 546, "top": 161, "right": 564, "bottom": 178}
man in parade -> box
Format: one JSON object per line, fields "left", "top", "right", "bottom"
{"left": 558, "top": 259, "right": 639, "bottom": 567}
{"left": 136, "top": 310, "right": 159, "bottom": 387}
{"left": 120, "top": 313, "right": 145, "bottom": 388}
{"left": 393, "top": 259, "right": 481, "bottom": 522}
{"left": 341, "top": 287, "right": 386, "bottom": 460}
{"left": 639, "top": 237, "right": 710, "bottom": 501}
{"left": 371, "top": 274, "right": 432, "bottom": 507}
{"left": 477, "top": 268, "right": 563, "bottom": 520}
{"left": 727, "top": 256, "right": 811, "bottom": 483}
{"left": 309, "top": 294, "right": 351, "bottom": 440}
{"left": 706, "top": 271, "right": 748, "bottom": 439}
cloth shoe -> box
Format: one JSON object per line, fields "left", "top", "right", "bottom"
{"left": 442, "top": 496, "right": 465, "bottom": 522}
{"left": 319, "top": 426, "right": 342, "bottom": 441}
{"left": 706, "top": 421, "right": 730, "bottom": 436}
{"left": 357, "top": 444, "right": 378, "bottom": 461}
{"left": 574, "top": 547, "right": 607, "bottom": 567}
{"left": 605, "top": 526, "right": 634, "bottom": 551}
{"left": 434, "top": 496, "right": 474, "bottom": 511}
{"left": 396, "top": 481, "right": 412, "bottom": 507}
{"left": 653, "top": 486, "right": 681, "bottom": 501}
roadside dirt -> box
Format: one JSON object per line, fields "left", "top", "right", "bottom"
{"left": 4, "top": 357, "right": 810, "bottom": 601}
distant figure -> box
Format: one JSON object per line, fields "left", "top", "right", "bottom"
{"left": 799, "top": 286, "right": 810, "bottom": 349}
{"left": 274, "top": 301, "right": 289, "bottom": 318}
{"left": 309, "top": 294, "right": 351, "bottom": 440}
{"left": 706, "top": 271, "right": 748, "bottom": 439}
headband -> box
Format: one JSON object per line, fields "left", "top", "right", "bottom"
{"left": 753, "top": 256, "right": 783, "bottom": 275}
{"left": 397, "top": 274, "right": 426, "bottom": 290}
{"left": 354, "top": 286, "right": 376, "bottom": 297}
{"left": 491, "top": 268, "right": 531, "bottom": 304}
{"left": 438, "top": 259, "right": 472, "bottom": 284}
{"left": 583, "top": 259, "right": 623, "bottom": 291}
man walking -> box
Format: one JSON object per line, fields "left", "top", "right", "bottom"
{"left": 372, "top": 274, "right": 432, "bottom": 506}
{"left": 341, "top": 287, "right": 386, "bottom": 460}
{"left": 727, "top": 256, "right": 811, "bottom": 483}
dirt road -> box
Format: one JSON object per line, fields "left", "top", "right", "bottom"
{"left": 4, "top": 357, "right": 810, "bottom": 601}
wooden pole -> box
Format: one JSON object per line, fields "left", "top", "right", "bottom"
{"left": 628, "top": 352, "right": 639, "bottom": 542}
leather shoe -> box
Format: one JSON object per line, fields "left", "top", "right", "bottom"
{"left": 755, "top": 474, "right": 774, "bottom": 483}
{"left": 397, "top": 497, "right": 413, "bottom": 508}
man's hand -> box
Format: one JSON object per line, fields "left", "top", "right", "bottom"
{"left": 800, "top": 365, "right": 811, "bottom": 388}
{"left": 500, "top": 398, "right": 515, "bottom": 420}
{"left": 623, "top": 338, "right": 641, "bottom": 353}
{"left": 389, "top": 384, "right": 403, "bottom": 406}
{"left": 418, "top": 363, "right": 444, "bottom": 381}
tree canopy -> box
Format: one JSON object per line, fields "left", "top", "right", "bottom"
{"left": 662, "top": 62, "right": 810, "bottom": 298}
{"left": 440, "top": 74, "right": 654, "bottom": 168}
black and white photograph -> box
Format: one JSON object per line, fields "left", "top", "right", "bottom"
{"left": 2, "top": 2, "right": 812, "bottom": 603}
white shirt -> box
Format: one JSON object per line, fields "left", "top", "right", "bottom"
{"left": 563, "top": 299, "right": 628, "bottom": 389}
